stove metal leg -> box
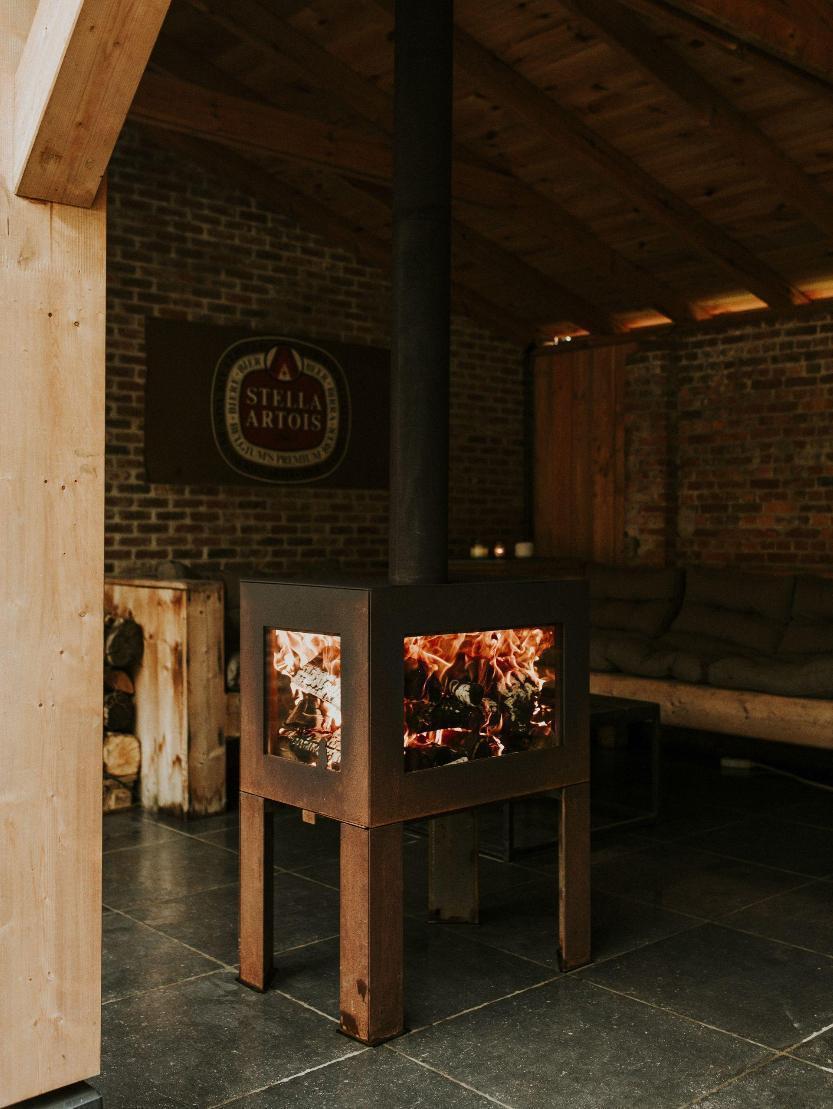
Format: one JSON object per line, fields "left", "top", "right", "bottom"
{"left": 339, "top": 822, "right": 404, "bottom": 1044}
{"left": 558, "top": 781, "right": 591, "bottom": 971}
{"left": 239, "top": 791, "right": 274, "bottom": 991}
{"left": 428, "top": 810, "right": 479, "bottom": 923}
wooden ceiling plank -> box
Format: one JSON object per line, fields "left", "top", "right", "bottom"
{"left": 180, "top": 0, "right": 693, "bottom": 321}
{"left": 451, "top": 21, "right": 806, "bottom": 309}
{"left": 143, "top": 128, "right": 537, "bottom": 345}
{"left": 14, "top": 0, "right": 171, "bottom": 207}
{"left": 562, "top": 0, "right": 833, "bottom": 239}
{"left": 652, "top": 0, "right": 833, "bottom": 87}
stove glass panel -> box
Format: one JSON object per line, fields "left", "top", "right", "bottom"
{"left": 403, "top": 625, "right": 560, "bottom": 772}
{"left": 265, "top": 629, "right": 342, "bottom": 771}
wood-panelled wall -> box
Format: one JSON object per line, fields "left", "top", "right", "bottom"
{"left": 0, "top": 3, "right": 105, "bottom": 1101}
{"left": 533, "top": 343, "right": 633, "bottom": 564}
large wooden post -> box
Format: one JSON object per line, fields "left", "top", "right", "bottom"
{"left": 0, "top": 5, "right": 103, "bottom": 1103}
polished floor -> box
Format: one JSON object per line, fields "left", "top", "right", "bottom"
{"left": 93, "top": 752, "right": 833, "bottom": 1107}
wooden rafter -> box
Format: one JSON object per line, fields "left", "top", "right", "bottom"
{"left": 14, "top": 0, "right": 171, "bottom": 206}
{"left": 559, "top": 0, "right": 833, "bottom": 240}
{"left": 179, "top": 0, "right": 693, "bottom": 322}
{"left": 450, "top": 21, "right": 807, "bottom": 309}
{"left": 646, "top": 0, "right": 833, "bottom": 88}
{"left": 132, "top": 72, "right": 613, "bottom": 333}
{"left": 143, "top": 128, "right": 539, "bottom": 345}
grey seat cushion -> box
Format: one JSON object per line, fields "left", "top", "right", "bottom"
{"left": 780, "top": 576, "right": 833, "bottom": 656}
{"left": 590, "top": 564, "right": 683, "bottom": 639}
{"left": 708, "top": 653, "right": 833, "bottom": 699}
{"left": 606, "top": 635, "right": 677, "bottom": 679}
{"left": 669, "top": 568, "right": 794, "bottom": 657}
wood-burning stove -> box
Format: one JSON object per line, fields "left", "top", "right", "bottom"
{"left": 238, "top": 576, "right": 590, "bottom": 1042}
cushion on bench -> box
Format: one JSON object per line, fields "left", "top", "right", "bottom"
{"left": 668, "top": 568, "right": 794, "bottom": 657}
{"left": 779, "top": 576, "right": 833, "bottom": 656}
{"left": 590, "top": 564, "right": 682, "bottom": 639}
{"left": 707, "top": 653, "right": 833, "bottom": 699}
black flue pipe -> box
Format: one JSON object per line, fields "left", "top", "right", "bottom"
{"left": 388, "top": 0, "right": 454, "bottom": 586}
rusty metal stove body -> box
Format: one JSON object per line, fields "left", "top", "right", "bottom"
{"left": 238, "top": 575, "right": 590, "bottom": 1043}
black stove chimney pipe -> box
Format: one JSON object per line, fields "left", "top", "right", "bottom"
{"left": 388, "top": 0, "right": 453, "bottom": 586}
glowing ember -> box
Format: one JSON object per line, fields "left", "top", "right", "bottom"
{"left": 265, "top": 624, "right": 559, "bottom": 774}
{"left": 267, "top": 630, "right": 342, "bottom": 770}
{"left": 403, "top": 625, "right": 559, "bottom": 772}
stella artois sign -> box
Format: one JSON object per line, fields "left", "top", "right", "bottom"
{"left": 144, "top": 320, "right": 389, "bottom": 489}
{"left": 211, "top": 337, "right": 350, "bottom": 483}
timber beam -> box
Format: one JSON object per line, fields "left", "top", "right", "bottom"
{"left": 178, "top": 0, "right": 694, "bottom": 323}
{"left": 450, "top": 22, "right": 806, "bottom": 311}
{"left": 14, "top": 0, "right": 171, "bottom": 206}
{"left": 562, "top": 0, "right": 833, "bottom": 240}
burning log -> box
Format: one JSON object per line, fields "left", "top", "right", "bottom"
{"left": 104, "top": 690, "right": 135, "bottom": 734}
{"left": 405, "top": 697, "right": 480, "bottom": 735}
{"left": 104, "top": 615, "right": 144, "bottom": 669}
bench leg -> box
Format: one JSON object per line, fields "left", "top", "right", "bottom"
{"left": 339, "top": 822, "right": 404, "bottom": 1044}
{"left": 239, "top": 791, "right": 274, "bottom": 991}
{"left": 558, "top": 782, "right": 591, "bottom": 971}
{"left": 428, "top": 810, "right": 479, "bottom": 923}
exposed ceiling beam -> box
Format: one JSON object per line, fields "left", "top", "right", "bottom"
{"left": 14, "top": 0, "right": 171, "bottom": 206}
{"left": 559, "top": 0, "right": 833, "bottom": 240}
{"left": 131, "top": 72, "right": 616, "bottom": 333}
{"left": 450, "top": 21, "right": 807, "bottom": 310}
{"left": 648, "top": 0, "right": 833, "bottom": 87}
{"left": 142, "top": 128, "right": 539, "bottom": 345}
{"left": 179, "top": 0, "right": 693, "bottom": 321}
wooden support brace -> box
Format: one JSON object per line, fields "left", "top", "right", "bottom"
{"left": 558, "top": 782, "right": 591, "bottom": 971}
{"left": 428, "top": 811, "right": 479, "bottom": 923}
{"left": 238, "top": 792, "right": 275, "bottom": 991}
{"left": 339, "top": 822, "right": 404, "bottom": 1044}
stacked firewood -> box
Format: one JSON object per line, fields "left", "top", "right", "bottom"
{"left": 103, "top": 614, "right": 143, "bottom": 812}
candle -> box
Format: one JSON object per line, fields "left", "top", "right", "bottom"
{"left": 470, "top": 542, "right": 489, "bottom": 559}
{"left": 493, "top": 543, "right": 507, "bottom": 559}
{"left": 514, "top": 541, "right": 534, "bottom": 559}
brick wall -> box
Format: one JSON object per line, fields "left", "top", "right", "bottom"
{"left": 105, "top": 126, "right": 526, "bottom": 579}
{"left": 625, "top": 314, "right": 833, "bottom": 572}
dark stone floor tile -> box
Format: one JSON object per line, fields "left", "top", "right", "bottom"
{"left": 102, "top": 911, "right": 218, "bottom": 1002}
{"left": 103, "top": 809, "right": 179, "bottom": 853}
{"left": 400, "top": 977, "right": 765, "bottom": 1109}
{"left": 663, "top": 765, "right": 819, "bottom": 815}
{"left": 724, "top": 881, "right": 833, "bottom": 956}
{"left": 131, "top": 871, "right": 339, "bottom": 965}
{"left": 296, "top": 837, "right": 535, "bottom": 918}
{"left": 438, "top": 878, "right": 698, "bottom": 968}
{"left": 592, "top": 843, "right": 805, "bottom": 918}
{"left": 693, "top": 1056, "right": 833, "bottom": 1107}
{"left": 639, "top": 804, "right": 743, "bottom": 843}
{"left": 272, "top": 917, "right": 553, "bottom": 1029}
{"left": 227, "top": 1047, "right": 493, "bottom": 1107}
{"left": 154, "top": 809, "right": 241, "bottom": 835}
{"left": 686, "top": 817, "right": 833, "bottom": 878}
{"left": 791, "top": 1024, "right": 833, "bottom": 1069}
{"left": 199, "top": 810, "right": 341, "bottom": 870}
{"left": 514, "top": 827, "right": 653, "bottom": 872}
{"left": 583, "top": 923, "right": 833, "bottom": 1048}
{"left": 103, "top": 837, "right": 240, "bottom": 910}
{"left": 778, "top": 792, "right": 833, "bottom": 831}
{"left": 92, "top": 972, "right": 355, "bottom": 1109}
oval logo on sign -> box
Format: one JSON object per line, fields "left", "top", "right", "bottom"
{"left": 211, "top": 336, "right": 350, "bottom": 483}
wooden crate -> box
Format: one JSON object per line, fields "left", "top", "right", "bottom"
{"left": 104, "top": 578, "right": 226, "bottom": 816}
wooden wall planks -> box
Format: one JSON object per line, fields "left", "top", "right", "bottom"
{"left": 533, "top": 344, "right": 632, "bottom": 564}
{"left": 0, "top": 3, "right": 105, "bottom": 1101}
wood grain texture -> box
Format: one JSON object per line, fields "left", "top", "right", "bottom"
{"left": 0, "top": 3, "right": 105, "bottom": 1100}
{"left": 14, "top": 0, "right": 170, "bottom": 207}
{"left": 339, "top": 822, "right": 404, "bottom": 1044}
{"left": 534, "top": 345, "right": 631, "bottom": 562}
{"left": 590, "top": 672, "right": 833, "bottom": 749}
{"left": 104, "top": 579, "right": 225, "bottom": 815}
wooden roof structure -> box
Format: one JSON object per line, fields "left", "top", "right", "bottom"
{"left": 121, "top": 0, "right": 833, "bottom": 342}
